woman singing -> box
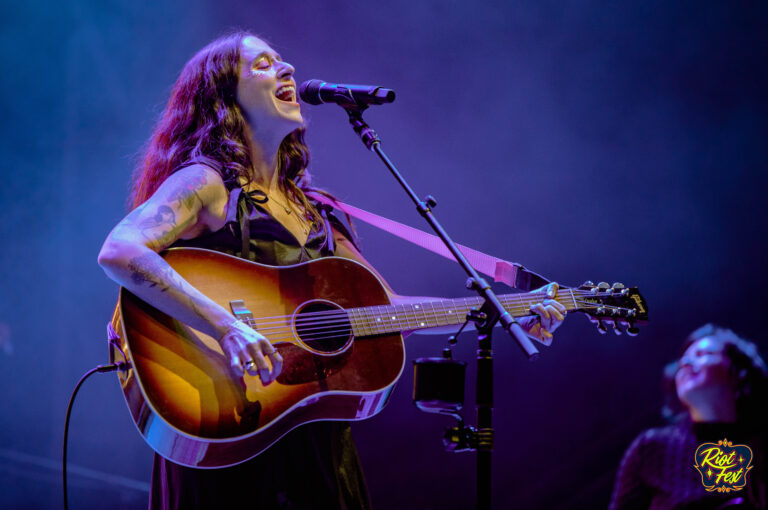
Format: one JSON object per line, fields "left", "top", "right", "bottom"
{"left": 98, "top": 31, "right": 566, "bottom": 509}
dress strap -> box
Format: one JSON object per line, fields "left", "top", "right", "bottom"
{"left": 238, "top": 189, "right": 271, "bottom": 260}
{"left": 239, "top": 197, "right": 250, "bottom": 260}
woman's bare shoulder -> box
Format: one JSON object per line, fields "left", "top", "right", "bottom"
{"left": 159, "top": 163, "right": 228, "bottom": 204}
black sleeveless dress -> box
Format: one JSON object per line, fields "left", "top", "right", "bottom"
{"left": 149, "top": 178, "right": 371, "bottom": 510}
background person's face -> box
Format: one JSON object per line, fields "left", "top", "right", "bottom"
{"left": 675, "top": 337, "right": 734, "bottom": 409}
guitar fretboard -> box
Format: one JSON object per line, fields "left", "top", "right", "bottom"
{"left": 346, "top": 290, "right": 578, "bottom": 337}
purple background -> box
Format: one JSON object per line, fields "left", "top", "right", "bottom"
{"left": 1, "top": 1, "right": 766, "bottom": 508}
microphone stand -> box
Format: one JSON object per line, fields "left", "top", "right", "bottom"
{"left": 342, "top": 103, "right": 540, "bottom": 510}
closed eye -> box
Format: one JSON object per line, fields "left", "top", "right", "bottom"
{"left": 252, "top": 51, "right": 283, "bottom": 71}
{"left": 254, "top": 56, "right": 272, "bottom": 70}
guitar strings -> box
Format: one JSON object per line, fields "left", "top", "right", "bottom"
{"left": 252, "top": 299, "right": 630, "bottom": 344}
{"left": 231, "top": 289, "right": 620, "bottom": 327}
{"left": 233, "top": 299, "right": 630, "bottom": 345}
{"left": 238, "top": 296, "right": 629, "bottom": 334}
{"left": 236, "top": 293, "right": 626, "bottom": 328}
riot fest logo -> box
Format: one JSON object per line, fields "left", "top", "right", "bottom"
{"left": 694, "top": 438, "right": 753, "bottom": 492}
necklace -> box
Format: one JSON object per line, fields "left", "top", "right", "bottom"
{"left": 246, "top": 188, "right": 310, "bottom": 236}
{"left": 267, "top": 193, "right": 294, "bottom": 215}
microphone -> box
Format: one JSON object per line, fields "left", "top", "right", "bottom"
{"left": 299, "top": 80, "right": 395, "bottom": 106}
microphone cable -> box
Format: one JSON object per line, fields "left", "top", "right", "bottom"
{"left": 63, "top": 362, "right": 122, "bottom": 510}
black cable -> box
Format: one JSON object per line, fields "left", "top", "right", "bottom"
{"left": 63, "top": 363, "right": 120, "bottom": 510}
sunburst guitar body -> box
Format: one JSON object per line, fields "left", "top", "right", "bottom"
{"left": 108, "top": 247, "right": 647, "bottom": 468}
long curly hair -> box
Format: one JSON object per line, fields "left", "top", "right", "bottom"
{"left": 129, "top": 30, "right": 322, "bottom": 227}
{"left": 661, "top": 324, "right": 768, "bottom": 423}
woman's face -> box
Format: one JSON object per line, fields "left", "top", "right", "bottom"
{"left": 675, "top": 337, "right": 734, "bottom": 408}
{"left": 236, "top": 36, "right": 303, "bottom": 142}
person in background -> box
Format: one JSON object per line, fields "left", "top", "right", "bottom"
{"left": 609, "top": 324, "right": 767, "bottom": 510}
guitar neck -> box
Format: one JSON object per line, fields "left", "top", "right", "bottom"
{"left": 346, "top": 289, "right": 579, "bottom": 337}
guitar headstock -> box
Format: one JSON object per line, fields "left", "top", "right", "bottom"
{"left": 574, "top": 281, "right": 648, "bottom": 336}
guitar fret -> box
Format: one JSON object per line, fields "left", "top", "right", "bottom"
{"left": 348, "top": 308, "right": 363, "bottom": 337}
{"left": 364, "top": 305, "right": 373, "bottom": 337}
{"left": 393, "top": 303, "right": 405, "bottom": 331}
{"left": 372, "top": 304, "right": 385, "bottom": 335}
{"left": 444, "top": 300, "right": 458, "bottom": 326}
{"left": 368, "top": 305, "right": 379, "bottom": 336}
{"left": 437, "top": 299, "right": 453, "bottom": 327}
{"left": 420, "top": 301, "right": 432, "bottom": 328}
{"left": 364, "top": 307, "right": 373, "bottom": 336}
{"left": 402, "top": 303, "right": 414, "bottom": 331}
{"left": 435, "top": 300, "right": 448, "bottom": 327}
{"left": 402, "top": 303, "right": 416, "bottom": 331}
{"left": 411, "top": 302, "right": 425, "bottom": 329}
{"left": 370, "top": 305, "right": 382, "bottom": 335}
{"left": 373, "top": 305, "right": 382, "bottom": 336}
{"left": 404, "top": 303, "right": 419, "bottom": 330}
{"left": 427, "top": 301, "right": 439, "bottom": 328}
{"left": 387, "top": 305, "right": 398, "bottom": 332}
{"left": 353, "top": 307, "right": 364, "bottom": 337}
{"left": 427, "top": 302, "right": 438, "bottom": 327}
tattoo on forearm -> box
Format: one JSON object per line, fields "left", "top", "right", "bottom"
{"left": 187, "top": 293, "right": 210, "bottom": 322}
{"left": 127, "top": 253, "right": 211, "bottom": 323}
{"left": 127, "top": 253, "right": 173, "bottom": 291}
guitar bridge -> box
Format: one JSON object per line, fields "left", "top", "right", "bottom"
{"left": 229, "top": 300, "right": 255, "bottom": 327}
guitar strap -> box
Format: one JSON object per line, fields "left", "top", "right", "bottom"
{"left": 306, "top": 191, "right": 550, "bottom": 292}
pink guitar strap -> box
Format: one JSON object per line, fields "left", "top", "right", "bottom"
{"left": 307, "top": 192, "right": 550, "bottom": 292}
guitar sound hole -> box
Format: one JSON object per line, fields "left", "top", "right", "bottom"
{"left": 294, "top": 301, "right": 352, "bottom": 355}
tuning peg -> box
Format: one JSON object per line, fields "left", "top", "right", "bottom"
{"left": 597, "top": 282, "right": 610, "bottom": 290}
{"left": 594, "top": 320, "right": 607, "bottom": 334}
{"left": 612, "top": 320, "right": 623, "bottom": 335}
{"left": 612, "top": 282, "right": 624, "bottom": 289}
{"left": 622, "top": 320, "right": 639, "bottom": 336}
{"left": 611, "top": 283, "right": 625, "bottom": 295}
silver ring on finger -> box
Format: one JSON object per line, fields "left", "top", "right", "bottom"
{"left": 245, "top": 360, "right": 257, "bottom": 369}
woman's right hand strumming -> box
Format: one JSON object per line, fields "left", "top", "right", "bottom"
{"left": 219, "top": 320, "right": 283, "bottom": 383}
{"left": 97, "top": 163, "right": 282, "bottom": 384}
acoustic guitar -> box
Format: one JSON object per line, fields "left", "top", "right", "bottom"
{"left": 108, "top": 247, "right": 647, "bottom": 468}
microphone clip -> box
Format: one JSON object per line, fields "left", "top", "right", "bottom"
{"left": 345, "top": 107, "right": 380, "bottom": 151}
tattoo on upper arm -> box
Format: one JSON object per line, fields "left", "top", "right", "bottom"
{"left": 139, "top": 205, "right": 176, "bottom": 234}
{"left": 169, "top": 173, "right": 207, "bottom": 211}
{"left": 136, "top": 204, "right": 196, "bottom": 251}
{"left": 131, "top": 173, "right": 209, "bottom": 250}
